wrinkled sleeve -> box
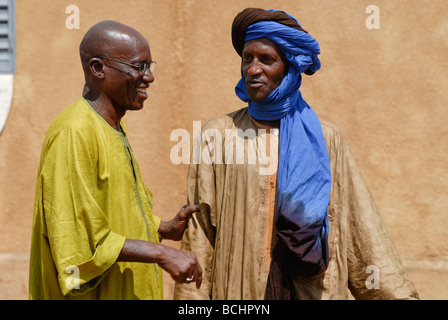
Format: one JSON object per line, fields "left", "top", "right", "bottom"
{"left": 173, "top": 134, "right": 217, "bottom": 300}
{"left": 336, "top": 133, "right": 419, "bottom": 300}
{"left": 144, "top": 186, "right": 161, "bottom": 232}
{"left": 41, "top": 127, "right": 126, "bottom": 296}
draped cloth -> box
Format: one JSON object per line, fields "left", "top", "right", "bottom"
{"left": 231, "top": 8, "right": 332, "bottom": 299}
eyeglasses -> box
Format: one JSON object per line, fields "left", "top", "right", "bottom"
{"left": 99, "top": 56, "right": 156, "bottom": 76}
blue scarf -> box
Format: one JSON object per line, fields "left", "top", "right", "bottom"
{"left": 235, "top": 11, "right": 331, "bottom": 275}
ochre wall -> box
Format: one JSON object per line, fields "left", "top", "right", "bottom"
{"left": 0, "top": 0, "right": 447, "bottom": 299}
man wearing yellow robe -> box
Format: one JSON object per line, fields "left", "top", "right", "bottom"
{"left": 29, "top": 21, "right": 202, "bottom": 300}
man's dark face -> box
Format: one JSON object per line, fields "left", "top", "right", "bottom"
{"left": 242, "top": 38, "right": 288, "bottom": 102}
{"left": 101, "top": 33, "right": 154, "bottom": 111}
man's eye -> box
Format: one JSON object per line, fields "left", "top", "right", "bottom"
{"left": 242, "top": 56, "right": 252, "bottom": 63}
{"left": 261, "top": 56, "right": 276, "bottom": 64}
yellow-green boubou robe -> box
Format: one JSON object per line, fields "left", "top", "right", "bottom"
{"left": 174, "top": 107, "right": 419, "bottom": 300}
{"left": 29, "top": 98, "right": 163, "bottom": 300}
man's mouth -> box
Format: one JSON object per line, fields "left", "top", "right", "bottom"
{"left": 136, "top": 87, "right": 148, "bottom": 98}
{"left": 246, "top": 81, "right": 264, "bottom": 88}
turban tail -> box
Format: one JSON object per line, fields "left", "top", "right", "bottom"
{"left": 232, "top": 9, "right": 332, "bottom": 299}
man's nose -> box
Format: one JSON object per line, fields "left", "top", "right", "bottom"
{"left": 142, "top": 69, "right": 155, "bottom": 83}
{"left": 247, "top": 59, "right": 263, "bottom": 76}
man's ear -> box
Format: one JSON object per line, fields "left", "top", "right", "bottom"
{"left": 88, "top": 58, "right": 105, "bottom": 79}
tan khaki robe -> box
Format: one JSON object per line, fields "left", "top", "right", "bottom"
{"left": 173, "top": 107, "right": 419, "bottom": 300}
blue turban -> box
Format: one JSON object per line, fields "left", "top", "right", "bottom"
{"left": 232, "top": 8, "right": 332, "bottom": 296}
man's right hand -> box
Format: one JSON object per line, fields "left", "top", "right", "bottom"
{"left": 157, "top": 244, "right": 202, "bottom": 289}
{"left": 117, "top": 239, "right": 202, "bottom": 289}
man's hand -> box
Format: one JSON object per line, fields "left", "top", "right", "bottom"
{"left": 158, "top": 204, "right": 199, "bottom": 241}
{"left": 157, "top": 244, "right": 202, "bottom": 289}
{"left": 117, "top": 239, "right": 202, "bottom": 289}
{"left": 116, "top": 205, "right": 202, "bottom": 288}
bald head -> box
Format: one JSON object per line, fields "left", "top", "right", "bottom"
{"left": 79, "top": 21, "right": 154, "bottom": 114}
{"left": 79, "top": 20, "right": 149, "bottom": 69}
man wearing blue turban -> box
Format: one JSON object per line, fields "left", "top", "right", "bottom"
{"left": 174, "top": 8, "right": 418, "bottom": 300}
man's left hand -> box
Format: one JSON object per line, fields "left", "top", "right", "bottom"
{"left": 158, "top": 204, "right": 199, "bottom": 241}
